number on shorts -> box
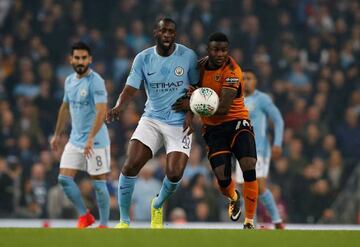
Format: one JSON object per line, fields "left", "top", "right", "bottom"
{"left": 236, "top": 120, "right": 251, "bottom": 130}
{"left": 96, "top": 156, "right": 103, "bottom": 167}
{"left": 182, "top": 136, "right": 190, "bottom": 149}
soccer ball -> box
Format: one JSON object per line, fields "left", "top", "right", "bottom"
{"left": 190, "top": 87, "right": 219, "bottom": 116}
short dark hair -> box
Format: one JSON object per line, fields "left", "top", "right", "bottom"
{"left": 71, "top": 41, "right": 91, "bottom": 55}
{"left": 156, "top": 17, "right": 177, "bottom": 30}
{"left": 208, "top": 32, "right": 229, "bottom": 43}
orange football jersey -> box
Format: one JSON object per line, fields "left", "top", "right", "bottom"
{"left": 198, "top": 56, "right": 248, "bottom": 126}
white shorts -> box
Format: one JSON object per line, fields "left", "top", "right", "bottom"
{"left": 60, "top": 142, "right": 111, "bottom": 175}
{"left": 235, "top": 156, "right": 270, "bottom": 183}
{"left": 131, "top": 117, "right": 192, "bottom": 157}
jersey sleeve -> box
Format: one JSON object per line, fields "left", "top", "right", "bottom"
{"left": 92, "top": 77, "right": 108, "bottom": 104}
{"left": 188, "top": 50, "right": 199, "bottom": 85}
{"left": 126, "top": 53, "right": 144, "bottom": 89}
{"left": 262, "top": 94, "right": 284, "bottom": 147}
{"left": 222, "top": 68, "right": 242, "bottom": 91}
{"left": 62, "top": 77, "right": 69, "bottom": 103}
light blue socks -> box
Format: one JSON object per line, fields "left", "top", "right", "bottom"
{"left": 118, "top": 173, "right": 137, "bottom": 224}
{"left": 259, "top": 189, "right": 282, "bottom": 223}
{"left": 153, "top": 176, "right": 180, "bottom": 209}
{"left": 58, "top": 175, "right": 87, "bottom": 216}
{"left": 93, "top": 180, "right": 110, "bottom": 226}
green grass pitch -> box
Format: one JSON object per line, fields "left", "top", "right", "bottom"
{"left": 0, "top": 228, "right": 359, "bottom": 247}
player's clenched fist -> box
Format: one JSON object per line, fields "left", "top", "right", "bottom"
{"left": 50, "top": 135, "right": 60, "bottom": 151}
{"left": 106, "top": 105, "right": 121, "bottom": 122}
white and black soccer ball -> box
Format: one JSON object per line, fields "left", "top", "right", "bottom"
{"left": 190, "top": 87, "right": 219, "bottom": 117}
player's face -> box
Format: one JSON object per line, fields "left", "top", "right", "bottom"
{"left": 154, "top": 20, "right": 176, "bottom": 52}
{"left": 70, "top": 49, "right": 92, "bottom": 75}
{"left": 244, "top": 72, "right": 257, "bottom": 95}
{"left": 207, "top": 41, "right": 229, "bottom": 68}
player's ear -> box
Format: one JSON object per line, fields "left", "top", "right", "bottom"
{"left": 89, "top": 55, "right": 93, "bottom": 64}
{"left": 68, "top": 55, "right": 73, "bottom": 64}
{"left": 253, "top": 78, "right": 257, "bottom": 88}
{"left": 153, "top": 28, "right": 158, "bottom": 38}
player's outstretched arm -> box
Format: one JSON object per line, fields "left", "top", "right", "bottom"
{"left": 50, "top": 102, "right": 70, "bottom": 151}
{"left": 106, "top": 85, "right": 137, "bottom": 122}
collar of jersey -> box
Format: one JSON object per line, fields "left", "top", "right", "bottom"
{"left": 154, "top": 43, "right": 178, "bottom": 58}
{"left": 75, "top": 69, "right": 93, "bottom": 81}
{"left": 205, "top": 56, "right": 229, "bottom": 71}
{"left": 247, "top": 89, "right": 259, "bottom": 98}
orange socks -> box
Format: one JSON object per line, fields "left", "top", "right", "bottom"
{"left": 243, "top": 180, "right": 258, "bottom": 219}
{"left": 219, "top": 179, "right": 237, "bottom": 201}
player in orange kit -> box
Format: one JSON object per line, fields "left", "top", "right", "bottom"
{"left": 173, "top": 32, "right": 258, "bottom": 229}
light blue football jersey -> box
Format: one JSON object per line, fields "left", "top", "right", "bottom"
{"left": 245, "top": 90, "right": 284, "bottom": 158}
{"left": 126, "top": 43, "right": 199, "bottom": 125}
{"left": 63, "top": 69, "right": 110, "bottom": 148}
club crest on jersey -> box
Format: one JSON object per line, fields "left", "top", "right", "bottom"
{"left": 80, "top": 89, "right": 87, "bottom": 97}
{"left": 174, "top": 66, "right": 184, "bottom": 76}
{"left": 214, "top": 75, "right": 221, "bottom": 82}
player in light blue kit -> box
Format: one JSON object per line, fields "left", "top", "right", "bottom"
{"left": 51, "top": 42, "right": 110, "bottom": 228}
{"left": 235, "top": 69, "right": 285, "bottom": 229}
{"left": 106, "top": 18, "right": 199, "bottom": 229}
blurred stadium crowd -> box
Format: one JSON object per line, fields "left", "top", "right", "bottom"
{"left": 0, "top": 0, "right": 359, "bottom": 225}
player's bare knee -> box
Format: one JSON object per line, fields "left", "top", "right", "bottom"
{"left": 213, "top": 166, "right": 229, "bottom": 181}
{"left": 122, "top": 160, "right": 143, "bottom": 176}
{"left": 239, "top": 157, "right": 257, "bottom": 171}
{"left": 166, "top": 168, "right": 183, "bottom": 182}
{"left": 91, "top": 174, "right": 107, "bottom": 180}
{"left": 210, "top": 154, "right": 232, "bottom": 181}
{"left": 167, "top": 174, "right": 181, "bottom": 182}
{"left": 239, "top": 157, "right": 257, "bottom": 182}
{"left": 59, "top": 168, "right": 77, "bottom": 177}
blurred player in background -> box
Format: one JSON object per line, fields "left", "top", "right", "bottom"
{"left": 235, "top": 69, "right": 285, "bottom": 229}
{"left": 174, "top": 32, "right": 258, "bottom": 229}
{"left": 51, "top": 42, "right": 110, "bottom": 228}
{"left": 106, "top": 18, "right": 199, "bottom": 229}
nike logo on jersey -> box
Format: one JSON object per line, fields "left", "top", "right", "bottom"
{"left": 147, "top": 72, "right": 156, "bottom": 76}
{"left": 120, "top": 186, "right": 131, "bottom": 190}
